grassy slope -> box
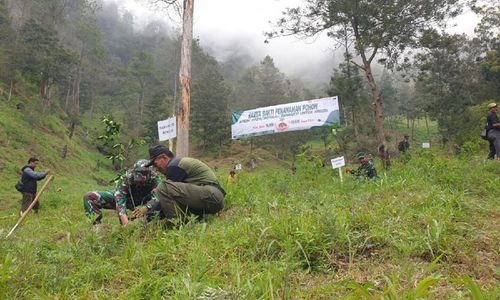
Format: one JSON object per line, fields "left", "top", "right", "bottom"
{"left": 0, "top": 97, "right": 499, "bottom": 298}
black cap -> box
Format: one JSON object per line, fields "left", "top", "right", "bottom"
{"left": 144, "top": 145, "right": 172, "bottom": 167}
{"left": 28, "top": 157, "right": 40, "bottom": 163}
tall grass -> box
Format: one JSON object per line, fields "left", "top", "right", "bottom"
{"left": 0, "top": 97, "right": 498, "bottom": 298}
{"left": 0, "top": 147, "right": 497, "bottom": 298}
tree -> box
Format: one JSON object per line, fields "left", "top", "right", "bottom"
{"left": 143, "top": 0, "right": 193, "bottom": 156}
{"left": 16, "top": 19, "right": 77, "bottom": 109}
{"left": 128, "top": 51, "right": 156, "bottom": 122}
{"left": 414, "top": 32, "right": 487, "bottom": 141}
{"left": 327, "top": 54, "right": 369, "bottom": 137}
{"left": 267, "top": 0, "right": 463, "bottom": 144}
{"left": 234, "top": 55, "right": 288, "bottom": 110}
{"left": 0, "top": 0, "right": 15, "bottom": 83}
{"left": 191, "top": 62, "right": 231, "bottom": 155}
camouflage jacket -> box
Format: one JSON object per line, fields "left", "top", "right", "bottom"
{"left": 115, "top": 170, "right": 162, "bottom": 216}
{"left": 354, "top": 161, "right": 378, "bottom": 180}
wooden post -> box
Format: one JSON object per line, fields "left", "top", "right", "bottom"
{"left": 8, "top": 80, "right": 13, "bottom": 102}
{"left": 176, "top": 0, "right": 195, "bottom": 157}
{"left": 6, "top": 175, "right": 54, "bottom": 238}
{"left": 338, "top": 167, "right": 343, "bottom": 184}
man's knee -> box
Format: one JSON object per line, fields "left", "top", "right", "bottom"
{"left": 84, "top": 191, "right": 100, "bottom": 202}
{"left": 83, "top": 192, "right": 101, "bottom": 216}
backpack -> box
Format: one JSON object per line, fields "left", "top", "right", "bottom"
{"left": 15, "top": 180, "right": 24, "bottom": 192}
{"left": 480, "top": 128, "right": 488, "bottom": 140}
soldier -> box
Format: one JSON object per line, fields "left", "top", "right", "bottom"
{"left": 131, "top": 145, "right": 225, "bottom": 225}
{"left": 378, "top": 144, "right": 391, "bottom": 170}
{"left": 83, "top": 159, "right": 162, "bottom": 225}
{"left": 398, "top": 134, "right": 410, "bottom": 153}
{"left": 346, "top": 152, "right": 378, "bottom": 180}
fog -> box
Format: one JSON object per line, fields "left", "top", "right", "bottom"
{"left": 111, "top": 0, "right": 479, "bottom": 88}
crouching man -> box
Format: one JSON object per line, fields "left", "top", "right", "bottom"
{"left": 84, "top": 159, "right": 162, "bottom": 225}
{"left": 132, "top": 145, "right": 225, "bottom": 224}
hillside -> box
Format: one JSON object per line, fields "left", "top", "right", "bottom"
{"left": 0, "top": 94, "right": 116, "bottom": 212}
{"left": 0, "top": 95, "right": 499, "bottom": 298}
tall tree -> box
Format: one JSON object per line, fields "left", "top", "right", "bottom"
{"left": 327, "top": 53, "right": 368, "bottom": 137}
{"left": 267, "top": 0, "right": 462, "bottom": 144}
{"left": 177, "top": 0, "right": 194, "bottom": 156}
{"left": 143, "top": 0, "right": 193, "bottom": 156}
{"left": 191, "top": 62, "right": 231, "bottom": 155}
{"left": 127, "top": 51, "right": 156, "bottom": 122}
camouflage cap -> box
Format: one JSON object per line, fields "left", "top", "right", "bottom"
{"left": 133, "top": 159, "right": 151, "bottom": 172}
{"left": 356, "top": 152, "right": 366, "bottom": 160}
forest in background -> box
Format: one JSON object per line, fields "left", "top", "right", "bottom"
{"left": 0, "top": 0, "right": 498, "bottom": 164}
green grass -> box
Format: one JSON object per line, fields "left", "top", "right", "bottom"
{"left": 0, "top": 97, "right": 498, "bottom": 298}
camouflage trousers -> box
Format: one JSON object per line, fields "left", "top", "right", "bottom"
{"left": 21, "top": 193, "right": 38, "bottom": 213}
{"left": 83, "top": 190, "right": 157, "bottom": 223}
{"left": 83, "top": 191, "right": 116, "bottom": 223}
{"left": 156, "top": 180, "right": 225, "bottom": 222}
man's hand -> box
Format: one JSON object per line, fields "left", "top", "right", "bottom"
{"left": 132, "top": 207, "right": 149, "bottom": 219}
{"left": 44, "top": 168, "right": 51, "bottom": 174}
{"left": 346, "top": 167, "right": 353, "bottom": 174}
{"left": 119, "top": 214, "right": 129, "bottom": 226}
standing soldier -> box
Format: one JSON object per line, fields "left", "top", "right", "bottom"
{"left": 83, "top": 159, "right": 162, "bottom": 225}
{"left": 377, "top": 144, "right": 391, "bottom": 170}
{"left": 346, "top": 152, "right": 378, "bottom": 180}
{"left": 398, "top": 134, "right": 410, "bottom": 153}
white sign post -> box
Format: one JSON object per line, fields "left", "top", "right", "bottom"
{"left": 331, "top": 156, "right": 346, "bottom": 183}
{"left": 158, "top": 117, "right": 177, "bottom": 142}
{"left": 422, "top": 142, "right": 430, "bottom": 149}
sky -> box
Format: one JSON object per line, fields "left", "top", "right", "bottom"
{"left": 116, "top": 0, "right": 480, "bottom": 86}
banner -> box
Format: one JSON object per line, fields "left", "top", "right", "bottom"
{"left": 158, "top": 117, "right": 176, "bottom": 141}
{"left": 231, "top": 96, "right": 340, "bottom": 139}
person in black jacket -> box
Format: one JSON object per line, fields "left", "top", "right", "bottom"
{"left": 486, "top": 103, "right": 500, "bottom": 160}
{"left": 19, "top": 157, "right": 50, "bottom": 214}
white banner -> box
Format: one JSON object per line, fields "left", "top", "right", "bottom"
{"left": 231, "top": 96, "right": 340, "bottom": 139}
{"left": 331, "top": 156, "right": 345, "bottom": 169}
{"left": 158, "top": 117, "right": 176, "bottom": 141}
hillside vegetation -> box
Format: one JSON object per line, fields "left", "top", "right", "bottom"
{"left": 0, "top": 96, "right": 498, "bottom": 298}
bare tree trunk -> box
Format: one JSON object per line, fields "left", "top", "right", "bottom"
{"left": 64, "top": 83, "right": 71, "bottom": 112}
{"left": 176, "top": 0, "right": 194, "bottom": 157}
{"left": 354, "top": 20, "right": 385, "bottom": 144}
{"left": 8, "top": 80, "right": 13, "bottom": 102}
{"left": 139, "top": 88, "right": 144, "bottom": 122}
{"left": 411, "top": 118, "right": 415, "bottom": 140}
{"left": 73, "top": 72, "right": 81, "bottom": 114}
{"left": 73, "top": 43, "right": 85, "bottom": 114}
{"left": 364, "top": 64, "right": 385, "bottom": 144}
{"left": 352, "top": 109, "right": 358, "bottom": 137}
{"left": 425, "top": 115, "right": 429, "bottom": 134}
{"left": 89, "top": 98, "right": 94, "bottom": 119}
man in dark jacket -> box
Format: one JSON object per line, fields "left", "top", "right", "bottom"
{"left": 132, "top": 145, "right": 225, "bottom": 225}
{"left": 19, "top": 157, "right": 50, "bottom": 214}
{"left": 486, "top": 102, "right": 500, "bottom": 160}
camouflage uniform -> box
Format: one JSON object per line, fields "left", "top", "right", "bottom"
{"left": 353, "top": 160, "right": 378, "bottom": 180}
{"left": 83, "top": 159, "right": 162, "bottom": 224}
